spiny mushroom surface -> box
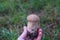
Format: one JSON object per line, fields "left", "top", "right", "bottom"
{"left": 27, "top": 14, "right": 40, "bottom": 22}
{"left": 27, "top": 14, "right": 40, "bottom": 33}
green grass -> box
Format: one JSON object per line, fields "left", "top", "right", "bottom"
{"left": 0, "top": 0, "right": 60, "bottom": 40}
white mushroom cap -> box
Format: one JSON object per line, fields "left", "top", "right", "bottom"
{"left": 27, "top": 14, "right": 40, "bottom": 22}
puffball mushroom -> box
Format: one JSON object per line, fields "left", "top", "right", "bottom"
{"left": 27, "top": 14, "right": 40, "bottom": 39}
{"left": 27, "top": 14, "right": 40, "bottom": 33}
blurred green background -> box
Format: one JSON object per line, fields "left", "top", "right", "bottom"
{"left": 0, "top": 0, "right": 60, "bottom": 40}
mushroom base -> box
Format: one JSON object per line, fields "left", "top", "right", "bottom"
{"left": 27, "top": 29, "right": 38, "bottom": 40}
